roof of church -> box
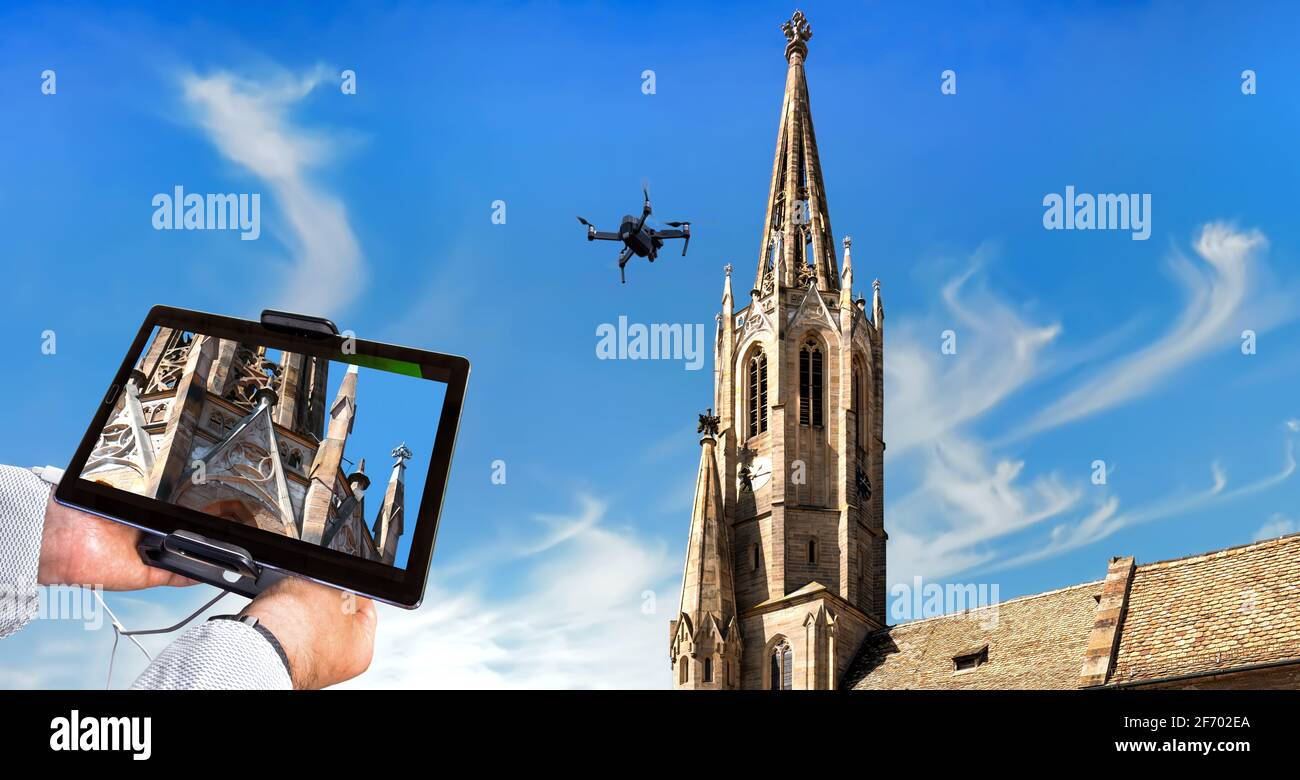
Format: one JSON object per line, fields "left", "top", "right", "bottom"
{"left": 1109, "top": 531, "right": 1300, "bottom": 685}
{"left": 845, "top": 531, "right": 1300, "bottom": 689}
{"left": 843, "top": 580, "right": 1102, "bottom": 690}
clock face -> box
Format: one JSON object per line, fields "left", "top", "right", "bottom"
{"left": 744, "top": 455, "right": 772, "bottom": 491}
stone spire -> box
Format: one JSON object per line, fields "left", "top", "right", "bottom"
{"left": 840, "top": 235, "right": 854, "bottom": 309}
{"left": 670, "top": 421, "right": 740, "bottom": 688}
{"left": 678, "top": 424, "right": 733, "bottom": 621}
{"left": 300, "top": 364, "right": 359, "bottom": 544}
{"left": 717, "top": 266, "right": 736, "bottom": 437}
{"left": 754, "top": 9, "right": 839, "bottom": 294}
{"left": 872, "top": 277, "right": 884, "bottom": 328}
{"left": 373, "top": 442, "right": 410, "bottom": 565}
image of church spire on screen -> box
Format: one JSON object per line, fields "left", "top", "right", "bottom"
{"left": 80, "top": 327, "right": 427, "bottom": 569}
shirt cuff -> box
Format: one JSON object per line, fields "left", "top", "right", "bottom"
{"left": 0, "top": 465, "right": 53, "bottom": 638}
{"left": 130, "top": 618, "right": 294, "bottom": 690}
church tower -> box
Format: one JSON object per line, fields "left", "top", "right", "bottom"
{"left": 671, "top": 10, "right": 887, "bottom": 690}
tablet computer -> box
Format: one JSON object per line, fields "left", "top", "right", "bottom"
{"left": 54, "top": 305, "right": 469, "bottom": 608}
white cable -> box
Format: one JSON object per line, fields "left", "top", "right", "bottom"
{"left": 93, "top": 588, "right": 231, "bottom": 689}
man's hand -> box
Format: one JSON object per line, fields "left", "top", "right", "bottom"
{"left": 240, "top": 576, "right": 376, "bottom": 689}
{"left": 38, "top": 494, "right": 195, "bottom": 589}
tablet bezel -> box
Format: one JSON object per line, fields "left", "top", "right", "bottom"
{"left": 54, "top": 305, "right": 468, "bottom": 608}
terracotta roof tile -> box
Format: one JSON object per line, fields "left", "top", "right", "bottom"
{"left": 1110, "top": 533, "right": 1300, "bottom": 684}
{"left": 844, "top": 581, "right": 1101, "bottom": 690}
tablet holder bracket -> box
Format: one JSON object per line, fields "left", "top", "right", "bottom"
{"left": 135, "top": 310, "right": 340, "bottom": 597}
{"left": 259, "top": 308, "right": 340, "bottom": 339}
{"left": 138, "top": 530, "right": 284, "bottom": 598}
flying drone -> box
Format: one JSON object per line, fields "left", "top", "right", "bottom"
{"left": 577, "top": 184, "right": 691, "bottom": 283}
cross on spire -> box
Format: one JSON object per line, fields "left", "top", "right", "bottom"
{"left": 782, "top": 10, "right": 812, "bottom": 61}
{"left": 697, "top": 408, "right": 721, "bottom": 437}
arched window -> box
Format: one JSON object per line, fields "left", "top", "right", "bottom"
{"left": 703, "top": 657, "right": 713, "bottom": 683}
{"left": 852, "top": 366, "right": 862, "bottom": 446}
{"left": 679, "top": 656, "right": 689, "bottom": 685}
{"left": 769, "top": 641, "right": 793, "bottom": 690}
{"left": 747, "top": 350, "right": 769, "bottom": 438}
{"left": 751, "top": 543, "right": 760, "bottom": 571}
{"left": 799, "top": 339, "right": 824, "bottom": 427}
{"left": 854, "top": 361, "right": 870, "bottom": 450}
{"left": 807, "top": 537, "right": 818, "bottom": 565}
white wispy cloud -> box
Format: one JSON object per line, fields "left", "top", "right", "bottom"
{"left": 993, "top": 440, "right": 1296, "bottom": 571}
{"left": 889, "top": 256, "right": 1061, "bottom": 455}
{"left": 181, "top": 65, "right": 363, "bottom": 315}
{"left": 1254, "top": 513, "right": 1298, "bottom": 542}
{"left": 885, "top": 223, "right": 1297, "bottom": 583}
{"left": 346, "top": 494, "right": 679, "bottom": 689}
{"left": 885, "top": 251, "right": 1074, "bottom": 580}
{"left": 888, "top": 433, "right": 1082, "bottom": 580}
{"left": 1021, "top": 222, "right": 1282, "bottom": 435}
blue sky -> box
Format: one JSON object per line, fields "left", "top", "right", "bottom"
{"left": 2, "top": 0, "right": 1299, "bottom": 688}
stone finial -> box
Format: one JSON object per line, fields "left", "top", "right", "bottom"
{"left": 782, "top": 10, "right": 812, "bottom": 61}
{"left": 872, "top": 278, "right": 881, "bottom": 291}
{"left": 842, "top": 235, "right": 852, "bottom": 250}
{"left": 253, "top": 386, "right": 278, "bottom": 409}
{"left": 697, "top": 408, "right": 721, "bottom": 437}
{"left": 347, "top": 465, "right": 371, "bottom": 493}
{"left": 391, "top": 442, "right": 414, "bottom": 463}
{"left": 724, "top": 263, "right": 733, "bottom": 276}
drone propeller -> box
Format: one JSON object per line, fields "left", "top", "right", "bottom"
{"left": 576, "top": 216, "right": 593, "bottom": 227}
{"left": 664, "top": 221, "right": 689, "bottom": 227}
{"left": 635, "top": 180, "right": 652, "bottom": 231}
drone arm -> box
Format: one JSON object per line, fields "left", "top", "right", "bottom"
{"left": 578, "top": 217, "right": 620, "bottom": 242}
{"left": 635, "top": 198, "right": 651, "bottom": 232}
{"left": 657, "top": 222, "right": 691, "bottom": 255}
{"left": 616, "top": 245, "right": 635, "bottom": 284}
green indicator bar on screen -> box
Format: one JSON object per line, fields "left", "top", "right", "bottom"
{"left": 335, "top": 352, "right": 424, "bottom": 378}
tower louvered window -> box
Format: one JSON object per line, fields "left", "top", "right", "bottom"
{"left": 747, "top": 351, "right": 768, "bottom": 438}
{"left": 799, "top": 339, "right": 823, "bottom": 427}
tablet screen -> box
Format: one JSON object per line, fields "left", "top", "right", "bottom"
{"left": 78, "top": 325, "right": 447, "bottom": 570}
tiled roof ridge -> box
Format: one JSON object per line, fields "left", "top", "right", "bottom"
{"left": 1136, "top": 529, "right": 1300, "bottom": 573}
{"left": 883, "top": 578, "right": 1105, "bottom": 631}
